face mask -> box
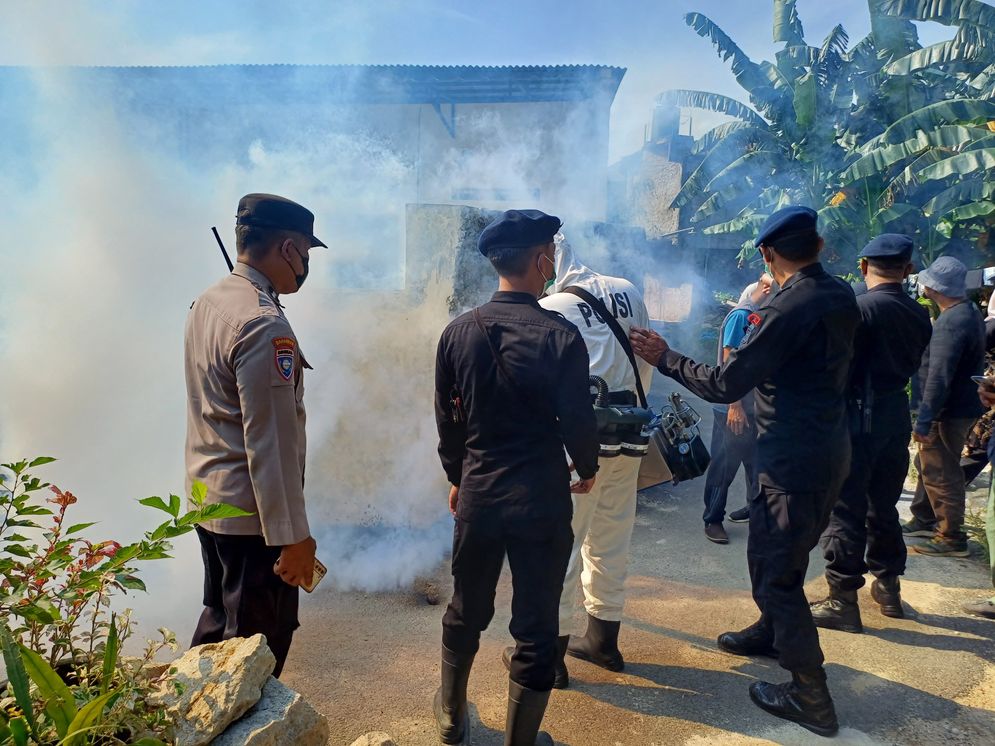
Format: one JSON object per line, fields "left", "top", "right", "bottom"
{"left": 285, "top": 245, "right": 309, "bottom": 290}
{"left": 538, "top": 253, "right": 556, "bottom": 293}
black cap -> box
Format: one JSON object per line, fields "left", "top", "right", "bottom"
{"left": 478, "top": 209, "right": 562, "bottom": 257}
{"left": 754, "top": 206, "right": 818, "bottom": 249}
{"left": 236, "top": 193, "right": 327, "bottom": 248}
{"left": 858, "top": 233, "right": 914, "bottom": 262}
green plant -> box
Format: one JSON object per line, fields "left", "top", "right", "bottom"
{"left": 1, "top": 458, "right": 252, "bottom": 744}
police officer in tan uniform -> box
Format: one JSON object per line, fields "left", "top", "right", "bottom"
{"left": 185, "top": 193, "right": 325, "bottom": 676}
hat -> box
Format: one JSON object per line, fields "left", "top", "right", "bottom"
{"left": 919, "top": 255, "right": 967, "bottom": 298}
{"left": 859, "top": 234, "right": 914, "bottom": 262}
{"left": 478, "top": 209, "right": 562, "bottom": 256}
{"left": 236, "top": 193, "right": 327, "bottom": 248}
{"left": 754, "top": 206, "right": 818, "bottom": 249}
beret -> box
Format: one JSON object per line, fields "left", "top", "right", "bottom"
{"left": 478, "top": 209, "right": 562, "bottom": 256}
{"left": 858, "top": 233, "right": 913, "bottom": 261}
{"left": 755, "top": 206, "right": 818, "bottom": 249}
{"left": 236, "top": 193, "right": 326, "bottom": 248}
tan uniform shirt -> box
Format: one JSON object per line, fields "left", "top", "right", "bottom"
{"left": 184, "top": 263, "right": 310, "bottom": 546}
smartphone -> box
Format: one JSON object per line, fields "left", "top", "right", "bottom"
{"left": 972, "top": 375, "right": 995, "bottom": 389}
{"left": 301, "top": 558, "right": 327, "bottom": 593}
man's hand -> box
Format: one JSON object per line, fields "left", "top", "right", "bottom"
{"left": 274, "top": 535, "right": 317, "bottom": 587}
{"left": 726, "top": 401, "right": 748, "bottom": 436}
{"left": 979, "top": 383, "right": 995, "bottom": 409}
{"left": 570, "top": 475, "right": 597, "bottom": 494}
{"left": 448, "top": 484, "right": 459, "bottom": 516}
{"left": 629, "top": 326, "right": 669, "bottom": 367}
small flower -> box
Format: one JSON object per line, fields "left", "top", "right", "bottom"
{"left": 94, "top": 541, "right": 121, "bottom": 559}
{"left": 48, "top": 486, "right": 78, "bottom": 508}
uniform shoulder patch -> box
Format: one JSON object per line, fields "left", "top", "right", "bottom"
{"left": 747, "top": 312, "right": 762, "bottom": 328}
{"left": 272, "top": 336, "right": 296, "bottom": 381}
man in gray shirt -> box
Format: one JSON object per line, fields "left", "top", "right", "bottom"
{"left": 905, "top": 256, "right": 985, "bottom": 557}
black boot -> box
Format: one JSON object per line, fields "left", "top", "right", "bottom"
{"left": 810, "top": 587, "right": 863, "bottom": 634}
{"left": 566, "top": 614, "right": 624, "bottom": 672}
{"left": 717, "top": 619, "right": 777, "bottom": 658}
{"left": 748, "top": 668, "right": 839, "bottom": 737}
{"left": 433, "top": 645, "right": 474, "bottom": 745}
{"left": 505, "top": 679, "right": 553, "bottom": 746}
{"left": 870, "top": 576, "right": 904, "bottom": 619}
{"left": 502, "top": 636, "right": 569, "bottom": 690}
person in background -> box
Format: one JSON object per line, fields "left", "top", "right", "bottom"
{"left": 630, "top": 207, "right": 859, "bottom": 737}
{"left": 811, "top": 235, "right": 931, "bottom": 633}
{"left": 433, "top": 209, "right": 599, "bottom": 746}
{"left": 904, "top": 256, "right": 985, "bottom": 557}
{"left": 963, "top": 381, "right": 995, "bottom": 620}
{"left": 701, "top": 274, "right": 774, "bottom": 543}
{"left": 959, "top": 291, "right": 995, "bottom": 485}
{"left": 185, "top": 193, "right": 324, "bottom": 677}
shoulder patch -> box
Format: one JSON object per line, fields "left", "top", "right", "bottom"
{"left": 272, "top": 336, "right": 296, "bottom": 381}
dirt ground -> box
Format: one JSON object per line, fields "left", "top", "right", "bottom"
{"left": 283, "top": 376, "right": 995, "bottom": 745}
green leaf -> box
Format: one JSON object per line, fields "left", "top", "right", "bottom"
{"left": 4, "top": 543, "right": 32, "bottom": 558}
{"left": 60, "top": 690, "right": 120, "bottom": 746}
{"left": 772, "top": 0, "right": 806, "bottom": 45}
{"left": 842, "top": 125, "right": 985, "bottom": 182}
{"left": 65, "top": 522, "right": 96, "bottom": 535}
{"left": 0, "top": 622, "right": 38, "bottom": 736}
{"left": 683, "top": 13, "right": 775, "bottom": 98}
{"left": 881, "top": 0, "right": 995, "bottom": 30}
{"left": 17, "top": 506, "right": 53, "bottom": 516}
{"left": 14, "top": 602, "right": 59, "bottom": 624}
{"left": 138, "top": 496, "right": 172, "bottom": 514}
{"left": 658, "top": 89, "right": 767, "bottom": 127}
{"left": 924, "top": 179, "right": 995, "bottom": 215}
{"left": 100, "top": 613, "right": 119, "bottom": 696}
{"left": 861, "top": 99, "right": 995, "bottom": 150}
{"left": 883, "top": 39, "right": 984, "bottom": 76}
{"left": 189, "top": 503, "right": 255, "bottom": 521}
{"left": 168, "top": 493, "right": 181, "bottom": 518}
{"left": 917, "top": 147, "right": 995, "bottom": 181}
{"left": 114, "top": 573, "right": 147, "bottom": 592}
{"left": 27, "top": 457, "right": 56, "bottom": 468}
{"left": 792, "top": 70, "right": 817, "bottom": 129}
{"left": 947, "top": 199, "right": 995, "bottom": 220}
{"left": 190, "top": 481, "right": 207, "bottom": 507}
{"left": 19, "top": 645, "right": 77, "bottom": 737}
{"left": 8, "top": 716, "right": 29, "bottom": 746}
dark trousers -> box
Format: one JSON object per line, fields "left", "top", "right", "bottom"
{"left": 191, "top": 526, "right": 300, "bottom": 677}
{"left": 702, "top": 406, "right": 758, "bottom": 524}
{"left": 442, "top": 515, "right": 573, "bottom": 692}
{"left": 748, "top": 486, "right": 837, "bottom": 673}
{"left": 911, "top": 418, "right": 975, "bottom": 542}
{"left": 820, "top": 430, "right": 910, "bottom": 590}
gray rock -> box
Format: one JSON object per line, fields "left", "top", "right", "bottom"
{"left": 213, "top": 676, "right": 329, "bottom": 746}
{"left": 149, "top": 634, "right": 275, "bottom": 746}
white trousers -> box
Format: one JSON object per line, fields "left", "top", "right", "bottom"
{"left": 558, "top": 455, "right": 641, "bottom": 632}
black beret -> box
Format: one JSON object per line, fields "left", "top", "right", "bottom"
{"left": 859, "top": 233, "right": 913, "bottom": 261}
{"left": 754, "top": 206, "right": 818, "bottom": 249}
{"left": 236, "top": 193, "right": 327, "bottom": 248}
{"left": 478, "top": 209, "right": 562, "bottom": 257}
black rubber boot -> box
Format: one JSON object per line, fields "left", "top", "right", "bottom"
{"left": 870, "top": 576, "right": 904, "bottom": 619}
{"left": 433, "top": 645, "right": 474, "bottom": 745}
{"left": 748, "top": 668, "right": 839, "bottom": 737}
{"left": 810, "top": 587, "right": 863, "bottom": 634}
{"left": 505, "top": 679, "right": 553, "bottom": 746}
{"left": 717, "top": 619, "right": 777, "bottom": 658}
{"left": 566, "top": 614, "right": 624, "bottom": 672}
{"left": 502, "top": 636, "right": 569, "bottom": 690}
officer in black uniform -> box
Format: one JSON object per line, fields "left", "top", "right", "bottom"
{"left": 433, "top": 209, "right": 600, "bottom": 746}
{"left": 630, "top": 207, "right": 859, "bottom": 738}
{"left": 811, "top": 235, "right": 931, "bottom": 631}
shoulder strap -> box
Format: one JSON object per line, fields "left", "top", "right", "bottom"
{"left": 561, "top": 286, "right": 648, "bottom": 409}
{"left": 472, "top": 308, "right": 537, "bottom": 410}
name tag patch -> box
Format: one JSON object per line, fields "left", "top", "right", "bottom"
{"left": 272, "top": 337, "right": 296, "bottom": 381}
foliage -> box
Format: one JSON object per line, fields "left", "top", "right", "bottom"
{"left": 663, "top": 0, "right": 995, "bottom": 269}
{"left": 1, "top": 458, "right": 252, "bottom": 744}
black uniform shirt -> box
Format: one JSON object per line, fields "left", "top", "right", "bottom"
{"left": 434, "top": 291, "right": 600, "bottom": 523}
{"left": 657, "top": 263, "right": 860, "bottom": 492}
{"left": 850, "top": 283, "right": 932, "bottom": 433}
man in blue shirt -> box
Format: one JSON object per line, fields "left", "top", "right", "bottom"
{"left": 701, "top": 274, "right": 774, "bottom": 544}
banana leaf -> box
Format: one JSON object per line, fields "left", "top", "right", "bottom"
{"left": 874, "top": 202, "right": 923, "bottom": 226}
{"left": 916, "top": 147, "right": 995, "bottom": 180}
{"left": 842, "top": 125, "right": 982, "bottom": 182}
{"left": 684, "top": 13, "right": 774, "bottom": 95}
{"left": 922, "top": 178, "right": 995, "bottom": 214}
{"left": 691, "top": 121, "right": 763, "bottom": 155}
{"left": 691, "top": 173, "right": 763, "bottom": 224}
{"left": 773, "top": 0, "right": 806, "bottom": 45}
{"left": 793, "top": 70, "right": 817, "bottom": 129}
{"left": 946, "top": 199, "right": 995, "bottom": 220}
{"left": 880, "top": 0, "right": 995, "bottom": 30}
{"left": 702, "top": 213, "right": 767, "bottom": 235}
{"left": 670, "top": 131, "right": 778, "bottom": 208}
{"left": 883, "top": 40, "right": 984, "bottom": 76}
{"left": 657, "top": 89, "right": 767, "bottom": 127}
{"left": 861, "top": 99, "right": 995, "bottom": 150}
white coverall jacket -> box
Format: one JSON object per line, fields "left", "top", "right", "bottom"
{"left": 540, "top": 237, "right": 654, "bottom": 629}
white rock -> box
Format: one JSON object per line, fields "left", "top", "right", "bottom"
{"left": 213, "top": 676, "right": 329, "bottom": 746}
{"left": 349, "top": 733, "right": 397, "bottom": 746}
{"left": 149, "top": 634, "right": 276, "bottom": 746}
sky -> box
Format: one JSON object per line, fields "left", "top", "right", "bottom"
{"left": 0, "top": 0, "right": 953, "bottom": 162}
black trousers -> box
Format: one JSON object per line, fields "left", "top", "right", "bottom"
{"left": 820, "top": 430, "right": 909, "bottom": 590}
{"left": 702, "top": 406, "right": 758, "bottom": 524}
{"left": 442, "top": 515, "right": 573, "bottom": 692}
{"left": 191, "top": 526, "right": 300, "bottom": 677}
{"left": 748, "top": 486, "right": 837, "bottom": 673}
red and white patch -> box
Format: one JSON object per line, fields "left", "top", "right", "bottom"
{"left": 272, "top": 337, "right": 296, "bottom": 381}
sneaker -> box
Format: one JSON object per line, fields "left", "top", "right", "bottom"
{"left": 901, "top": 518, "right": 936, "bottom": 538}
{"left": 911, "top": 537, "right": 970, "bottom": 557}
{"left": 962, "top": 599, "right": 995, "bottom": 620}
{"left": 728, "top": 506, "right": 750, "bottom": 523}
{"left": 705, "top": 523, "right": 729, "bottom": 544}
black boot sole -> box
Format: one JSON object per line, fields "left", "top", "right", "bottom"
{"left": 433, "top": 688, "right": 469, "bottom": 745}
{"left": 566, "top": 647, "right": 624, "bottom": 673}
{"left": 748, "top": 685, "right": 839, "bottom": 737}
{"left": 811, "top": 616, "right": 863, "bottom": 634}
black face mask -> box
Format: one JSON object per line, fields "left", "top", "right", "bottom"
{"left": 286, "top": 246, "right": 309, "bottom": 290}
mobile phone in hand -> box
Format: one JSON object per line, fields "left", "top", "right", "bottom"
{"left": 301, "top": 558, "right": 327, "bottom": 593}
